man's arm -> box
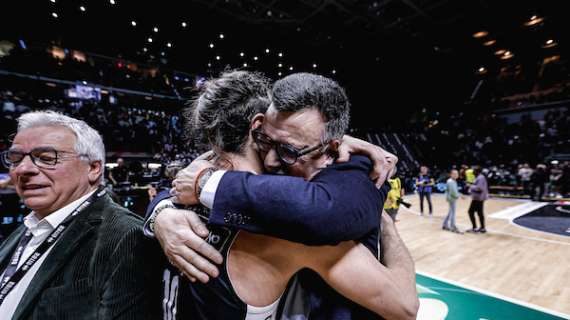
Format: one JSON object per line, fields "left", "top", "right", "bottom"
{"left": 208, "top": 156, "right": 386, "bottom": 245}
{"left": 99, "top": 225, "right": 151, "bottom": 319}
{"left": 304, "top": 212, "right": 418, "bottom": 320}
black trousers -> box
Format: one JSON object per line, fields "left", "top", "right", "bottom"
{"left": 468, "top": 200, "right": 485, "bottom": 229}
{"left": 419, "top": 191, "right": 433, "bottom": 214}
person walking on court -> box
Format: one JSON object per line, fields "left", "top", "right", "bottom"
{"left": 466, "top": 166, "right": 489, "bottom": 233}
{"left": 442, "top": 169, "right": 462, "bottom": 234}
{"left": 416, "top": 165, "right": 434, "bottom": 216}
{"left": 384, "top": 173, "right": 405, "bottom": 221}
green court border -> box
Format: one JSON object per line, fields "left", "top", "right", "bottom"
{"left": 417, "top": 271, "right": 570, "bottom": 320}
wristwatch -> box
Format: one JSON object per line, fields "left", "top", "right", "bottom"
{"left": 148, "top": 203, "right": 176, "bottom": 233}
{"left": 195, "top": 168, "right": 217, "bottom": 202}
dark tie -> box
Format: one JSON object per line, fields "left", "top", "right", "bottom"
{"left": 0, "top": 229, "right": 33, "bottom": 288}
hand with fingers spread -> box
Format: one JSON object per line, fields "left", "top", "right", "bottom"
{"left": 336, "top": 135, "right": 398, "bottom": 188}
{"left": 154, "top": 207, "right": 224, "bottom": 283}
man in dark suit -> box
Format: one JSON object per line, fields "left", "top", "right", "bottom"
{"left": 150, "top": 73, "right": 417, "bottom": 319}
{"left": 0, "top": 111, "right": 155, "bottom": 320}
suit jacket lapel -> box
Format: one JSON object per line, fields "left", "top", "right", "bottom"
{"left": 0, "top": 226, "right": 27, "bottom": 275}
{"left": 11, "top": 196, "right": 107, "bottom": 320}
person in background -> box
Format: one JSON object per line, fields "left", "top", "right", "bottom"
{"left": 384, "top": 172, "right": 405, "bottom": 221}
{"left": 147, "top": 160, "right": 185, "bottom": 202}
{"left": 442, "top": 169, "right": 462, "bottom": 234}
{"left": 416, "top": 165, "right": 434, "bottom": 216}
{"left": 531, "top": 164, "right": 548, "bottom": 202}
{"left": 108, "top": 157, "right": 129, "bottom": 186}
{"left": 518, "top": 163, "right": 533, "bottom": 198}
{"left": 465, "top": 166, "right": 476, "bottom": 185}
{"left": 466, "top": 166, "right": 489, "bottom": 233}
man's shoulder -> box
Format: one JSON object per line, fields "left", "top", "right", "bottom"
{"left": 326, "top": 155, "right": 373, "bottom": 172}
{"left": 98, "top": 196, "right": 144, "bottom": 235}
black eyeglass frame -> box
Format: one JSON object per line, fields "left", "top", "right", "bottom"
{"left": 252, "top": 128, "right": 329, "bottom": 165}
{"left": 1, "top": 147, "right": 88, "bottom": 169}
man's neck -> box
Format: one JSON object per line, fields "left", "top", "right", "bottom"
{"left": 35, "top": 185, "right": 99, "bottom": 220}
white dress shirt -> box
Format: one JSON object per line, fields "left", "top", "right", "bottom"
{"left": 0, "top": 190, "right": 96, "bottom": 319}
{"left": 199, "top": 170, "right": 226, "bottom": 209}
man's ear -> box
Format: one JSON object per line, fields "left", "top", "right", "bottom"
{"left": 250, "top": 113, "right": 264, "bottom": 131}
{"left": 88, "top": 161, "right": 103, "bottom": 185}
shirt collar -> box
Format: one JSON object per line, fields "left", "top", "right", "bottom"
{"left": 23, "top": 190, "right": 97, "bottom": 236}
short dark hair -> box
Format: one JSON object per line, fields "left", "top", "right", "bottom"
{"left": 186, "top": 70, "right": 271, "bottom": 153}
{"left": 270, "top": 73, "right": 350, "bottom": 140}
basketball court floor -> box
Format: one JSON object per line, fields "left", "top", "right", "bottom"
{"left": 397, "top": 194, "right": 570, "bottom": 319}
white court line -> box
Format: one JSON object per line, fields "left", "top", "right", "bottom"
{"left": 416, "top": 270, "right": 570, "bottom": 319}
{"left": 489, "top": 201, "right": 548, "bottom": 220}
{"left": 399, "top": 206, "right": 570, "bottom": 246}
{"left": 486, "top": 200, "right": 570, "bottom": 240}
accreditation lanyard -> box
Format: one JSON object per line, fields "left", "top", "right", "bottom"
{"left": 0, "top": 186, "right": 106, "bottom": 306}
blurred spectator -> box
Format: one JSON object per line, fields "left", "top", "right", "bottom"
{"left": 531, "top": 164, "right": 548, "bottom": 201}
{"left": 467, "top": 166, "right": 489, "bottom": 233}
{"left": 518, "top": 163, "right": 534, "bottom": 197}
{"left": 415, "top": 165, "right": 435, "bottom": 216}
{"left": 109, "top": 158, "right": 130, "bottom": 186}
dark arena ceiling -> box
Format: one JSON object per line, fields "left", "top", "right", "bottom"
{"left": 1, "top": 0, "right": 568, "bottom": 126}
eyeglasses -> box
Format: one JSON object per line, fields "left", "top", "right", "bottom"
{"left": 1, "top": 147, "right": 87, "bottom": 169}
{"left": 252, "top": 128, "right": 328, "bottom": 165}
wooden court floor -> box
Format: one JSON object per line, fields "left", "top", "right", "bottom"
{"left": 395, "top": 194, "right": 570, "bottom": 316}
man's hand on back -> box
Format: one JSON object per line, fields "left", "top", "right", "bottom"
{"left": 154, "top": 207, "right": 223, "bottom": 283}
{"left": 171, "top": 159, "right": 215, "bottom": 205}
{"left": 337, "top": 135, "right": 398, "bottom": 188}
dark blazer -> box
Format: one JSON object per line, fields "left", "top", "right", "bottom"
{"left": 143, "top": 156, "right": 389, "bottom": 319}
{"left": 0, "top": 193, "right": 158, "bottom": 320}
{"left": 208, "top": 155, "right": 389, "bottom": 319}
{"left": 209, "top": 155, "right": 386, "bottom": 245}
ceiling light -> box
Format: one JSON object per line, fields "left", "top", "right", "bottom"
{"left": 472, "top": 31, "right": 488, "bottom": 38}
{"left": 483, "top": 40, "right": 496, "bottom": 46}
{"left": 543, "top": 39, "right": 557, "bottom": 48}
{"left": 209, "top": 43, "right": 214, "bottom": 48}
{"left": 181, "top": 22, "right": 187, "bottom": 28}
{"left": 131, "top": 20, "right": 136, "bottom": 26}
{"left": 219, "top": 33, "right": 224, "bottom": 39}
{"left": 253, "top": 56, "right": 258, "bottom": 61}
{"left": 494, "top": 49, "right": 506, "bottom": 56}
{"left": 524, "top": 16, "right": 543, "bottom": 27}
{"left": 216, "top": 55, "right": 221, "bottom": 60}
{"left": 243, "top": 63, "right": 248, "bottom": 67}
{"left": 79, "top": 6, "right": 86, "bottom": 12}
{"left": 265, "top": 48, "right": 270, "bottom": 53}
{"left": 147, "top": 37, "right": 153, "bottom": 43}
{"left": 153, "top": 27, "right": 159, "bottom": 33}
{"left": 110, "top": 0, "right": 116, "bottom": 4}
{"left": 51, "top": 12, "right": 58, "bottom": 18}
{"left": 240, "top": 52, "right": 244, "bottom": 57}
{"left": 167, "top": 42, "right": 172, "bottom": 48}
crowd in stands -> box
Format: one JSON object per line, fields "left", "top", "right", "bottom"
{"left": 0, "top": 42, "right": 195, "bottom": 98}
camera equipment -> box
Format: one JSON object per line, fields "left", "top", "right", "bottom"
{"left": 397, "top": 198, "right": 412, "bottom": 208}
